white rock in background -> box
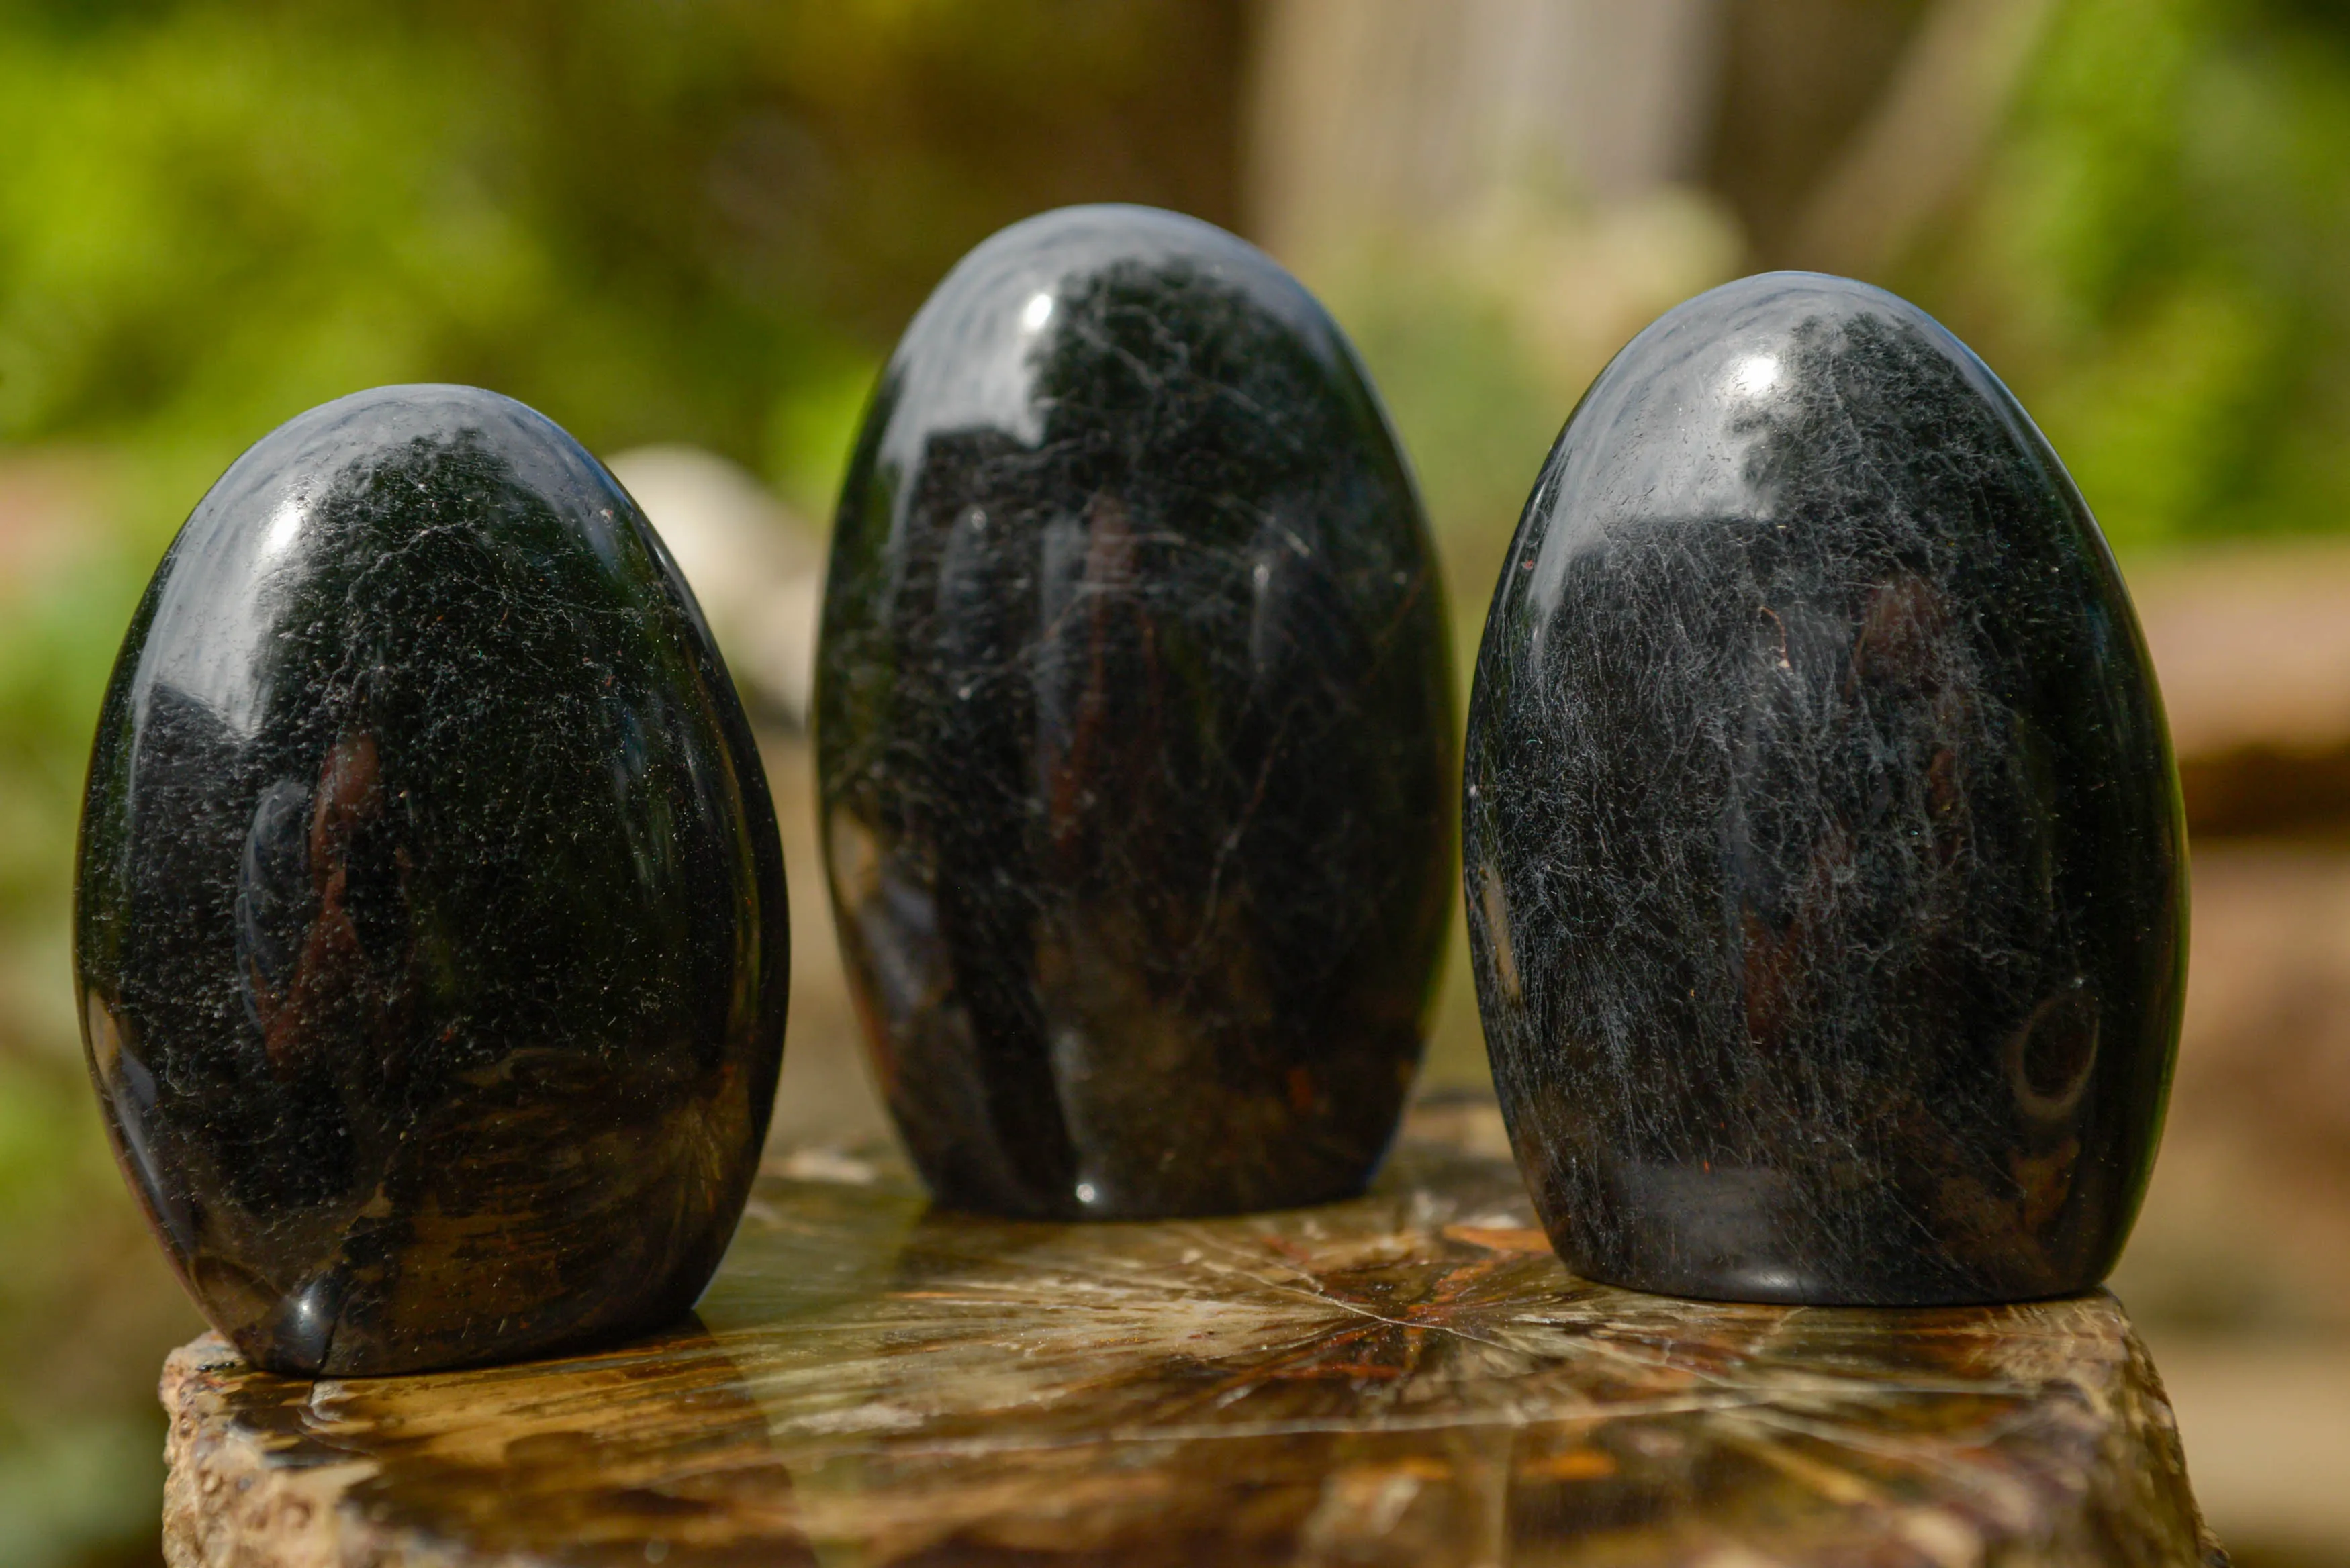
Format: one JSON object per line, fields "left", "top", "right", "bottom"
{"left": 607, "top": 444, "right": 825, "bottom": 727}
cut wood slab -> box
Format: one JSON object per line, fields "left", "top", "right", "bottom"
{"left": 161, "top": 1097, "right": 2220, "bottom": 1567}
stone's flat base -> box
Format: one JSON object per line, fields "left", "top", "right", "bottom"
{"left": 162, "top": 1097, "right": 2218, "bottom": 1567}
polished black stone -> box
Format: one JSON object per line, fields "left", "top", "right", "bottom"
{"left": 818, "top": 205, "right": 1454, "bottom": 1220}
{"left": 76, "top": 385, "right": 790, "bottom": 1376}
{"left": 1464, "top": 273, "right": 2186, "bottom": 1306}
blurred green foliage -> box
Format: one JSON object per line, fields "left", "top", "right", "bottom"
{"left": 1329, "top": 0, "right": 2350, "bottom": 575}
{"left": 1915, "top": 0, "right": 2350, "bottom": 552}
{"left": 0, "top": 0, "right": 1240, "bottom": 513}
{"left": 1, "top": 0, "right": 2349, "bottom": 1559}
{"left": 0, "top": 3, "right": 1241, "bottom": 1559}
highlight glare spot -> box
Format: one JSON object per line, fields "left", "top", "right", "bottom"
{"left": 1728, "top": 354, "right": 1783, "bottom": 401}
{"left": 260, "top": 498, "right": 306, "bottom": 560}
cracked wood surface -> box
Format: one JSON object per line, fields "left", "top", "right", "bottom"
{"left": 160, "top": 1095, "right": 2220, "bottom": 1566}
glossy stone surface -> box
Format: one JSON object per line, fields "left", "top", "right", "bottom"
{"left": 159, "top": 1095, "right": 2218, "bottom": 1567}
{"left": 1464, "top": 273, "right": 2186, "bottom": 1306}
{"left": 76, "top": 385, "right": 789, "bottom": 1376}
{"left": 818, "top": 205, "right": 1454, "bottom": 1220}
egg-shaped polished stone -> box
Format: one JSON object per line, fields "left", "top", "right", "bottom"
{"left": 818, "top": 205, "right": 1455, "bottom": 1220}
{"left": 76, "top": 385, "right": 789, "bottom": 1376}
{"left": 1464, "top": 273, "right": 2186, "bottom": 1306}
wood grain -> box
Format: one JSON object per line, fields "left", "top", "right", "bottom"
{"left": 162, "top": 1095, "right": 2220, "bottom": 1566}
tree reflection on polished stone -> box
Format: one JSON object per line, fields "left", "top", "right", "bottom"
{"left": 77, "top": 385, "right": 789, "bottom": 1376}
{"left": 818, "top": 205, "right": 1455, "bottom": 1219}
{"left": 1466, "top": 274, "right": 2186, "bottom": 1306}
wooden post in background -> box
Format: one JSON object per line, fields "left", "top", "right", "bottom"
{"left": 1244, "top": 0, "right": 1726, "bottom": 268}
